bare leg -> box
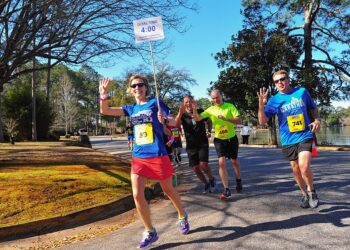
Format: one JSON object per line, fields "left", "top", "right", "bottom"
{"left": 200, "top": 161, "right": 214, "bottom": 180}
{"left": 298, "top": 151, "right": 314, "bottom": 192}
{"left": 218, "top": 156, "right": 229, "bottom": 189}
{"left": 193, "top": 165, "right": 208, "bottom": 184}
{"left": 131, "top": 173, "right": 152, "bottom": 230}
{"left": 159, "top": 176, "right": 185, "bottom": 218}
{"left": 231, "top": 158, "right": 241, "bottom": 179}
{"left": 290, "top": 160, "right": 307, "bottom": 195}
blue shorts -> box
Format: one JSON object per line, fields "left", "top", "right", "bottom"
{"left": 128, "top": 135, "right": 133, "bottom": 141}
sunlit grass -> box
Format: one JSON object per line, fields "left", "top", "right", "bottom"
{"left": 0, "top": 142, "right": 134, "bottom": 227}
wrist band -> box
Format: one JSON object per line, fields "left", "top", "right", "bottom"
{"left": 99, "top": 94, "right": 108, "bottom": 101}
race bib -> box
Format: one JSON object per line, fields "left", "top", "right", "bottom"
{"left": 217, "top": 125, "right": 229, "bottom": 138}
{"left": 287, "top": 114, "right": 305, "bottom": 132}
{"left": 172, "top": 130, "right": 179, "bottom": 137}
{"left": 135, "top": 123, "right": 154, "bottom": 145}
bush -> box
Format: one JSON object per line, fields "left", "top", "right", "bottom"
{"left": 65, "top": 134, "right": 71, "bottom": 138}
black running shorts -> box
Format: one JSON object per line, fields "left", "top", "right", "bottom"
{"left": 213, "top": 136, "right": 239, "bottom": 159}
{"left": 282, "top": 139, "right": 313, "bottom": 161}
{"left": 186, "top": 144, "right": 209, "bottom": 168}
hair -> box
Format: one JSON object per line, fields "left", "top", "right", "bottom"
{"left": 127, "top": 75, "right": 150, "bottom": 96}
{"left": 210, "top": 89, "right": 223, "bottom": 97}
{"left": 272, "top": 69, "right": 289, "bottom": 79}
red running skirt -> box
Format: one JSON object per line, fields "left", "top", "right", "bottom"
{"left": 131, "top": 156, "right": 174, "bottom": 180}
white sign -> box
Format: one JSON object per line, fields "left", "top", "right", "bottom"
{"left": 133, "top": 16, "right": 165, "bottom": 43}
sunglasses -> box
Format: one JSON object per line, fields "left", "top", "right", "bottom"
{"left": 274, "top": 76, "right": 288, "bottom": 84}
{"left": 130, "top": 83, "right": 146, "bottom": 88}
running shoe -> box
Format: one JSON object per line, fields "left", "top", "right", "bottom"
{"left": 236, "top": 179, "right": 242, "bottom": 193}
{"left": 137, "top": 228, "right": 159, "bottom": 248}
{"left": 219, "top": 188, "right": 231, "bottom": 200}
{"left": 300, "top": 194, "right": 310, "bottom": 208}
{"left": 209, "top": 177, "right": 216, "bottom": 192}
{"left": 178, "top": 212, "right": 190, "bottom": 234}
{"left": 203, "top": 183, "right": 210, "bottom": 194}
{"left": 308, "top": 190, "right": 319, "bottom": 208}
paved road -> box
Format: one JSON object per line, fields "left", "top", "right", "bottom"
{"left": 61, "top": 136, "right": 350, "bottom": 250}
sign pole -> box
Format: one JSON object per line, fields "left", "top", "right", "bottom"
{"left": 149, "top": 41, "right": 160, "bottom": 110}
{"left": 133, "top": 16, "right": 165, "bottom": 111}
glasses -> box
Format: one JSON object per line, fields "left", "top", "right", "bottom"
{"left": 274, "top": 76, "right": 288, "bottom": 84}
{"left": 130, "top": 83, "right": 146, "bottom": 88}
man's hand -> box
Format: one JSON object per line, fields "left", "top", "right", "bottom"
{"left": 309, "top": 120, "right": 321, "bottom": 133}
{"left": 257, "top": 87, "right": 269, "bottom": 106}
{"left": 99, "top": 77, "right": 110, "bottom": 96}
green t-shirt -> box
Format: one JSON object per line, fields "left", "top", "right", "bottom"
{"left": 201, "top": 102, "right": 240, "bottom": 139}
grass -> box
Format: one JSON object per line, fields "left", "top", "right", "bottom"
{"left": 0, "top": 141, "right": 135, "bottom": 227}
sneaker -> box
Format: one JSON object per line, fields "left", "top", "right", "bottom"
{"left": 300, "top": 194, "right": 310, "bottom": 208}
{"left": 137, "top": 228, "right": 159, "bottom": 248}
{"left": 219, "top": 188, "right": 231, "bottom": 200}
{"left": 236, "top": 179, "right": 242, "bottom": 193}
{"left": 308, "top": 190, "right": 319, "bottom": 208}
{"left": 203, "top": 183, "right": 211, "bottom": 194}
{"left": 178, "top": 212, "right": 190, "bottom": 234}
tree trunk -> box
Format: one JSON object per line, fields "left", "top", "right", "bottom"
{"left": 46, "top": 57, "right": 51, "bottom": 103}
{"left": 0, "top": 101, "right": 4, "bottom": 142}
{"left": 32, "top": 61, "right": 37, "bottom": 141}
{"left": 303, "top": 2, "right": 317, "bottom": 98}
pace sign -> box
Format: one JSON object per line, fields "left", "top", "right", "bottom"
{"left": 133, "top": 16, "right": 165, "bottom": 43}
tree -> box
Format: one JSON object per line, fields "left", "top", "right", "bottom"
{"left": 0, "top": 0, "right": 196, "bottom": 141}
{"left": 197, "top": 98, "right": 211, "bottom": 110}
{"left": 212, "top": 5, "right": 302, "bottom": 144}
{"left": 2, "top": 80, "right": 53, "bottom": 140}
{"left": 56, "top": 72, "right": 78, "bottom": 135}
{"left": 0, "top": 0, "right": 196, "bottom": 92}
{"left": 242, "top": 0, "right": 350, "bottom": 104}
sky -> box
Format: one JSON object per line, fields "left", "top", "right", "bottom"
{"left": 96, "top": 1, "right": 350, "bottom": 109}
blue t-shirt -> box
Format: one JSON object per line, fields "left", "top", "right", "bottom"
{"left": 264, "top": 87, "right": 316, "bottom": 146}
{"left": 122, "top": 98, "right": 170, "bottom": 158}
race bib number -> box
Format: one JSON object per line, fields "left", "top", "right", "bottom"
{"left": 172, "top": 130, "right": 179, "bottom": 137}
{"left": 287, "top": 114, "right": 305, "bottom": 132}
{"left": 217, "top": 125, "right": 229, "bottom": 138}
{"left": 135, "top": 123, "right": 154, "bottom": 145}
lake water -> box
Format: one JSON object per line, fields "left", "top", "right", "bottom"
{"left": 243, "top": 126, "right": 350, "bottom": 146}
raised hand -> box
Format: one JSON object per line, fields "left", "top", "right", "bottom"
{"left": 178, "top": 103, "right": 186, "bottom": 115}
{"left": 257, "top": 87, "right": 269, "bottom": 106}
{"left": 99, "top": 77, "right": 110, "bottom": 96}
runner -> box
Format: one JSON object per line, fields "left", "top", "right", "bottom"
{"left": 257, "top": 69, "right": 320, "bottom": 208}
{"left": 167, "top": 123, "right": 183, "bottom": 166}
{"left": 126, "top": 121, "right": 134, "bottom": 150}
{"left": 192, "top": 90, "right": 242, "bottom": 200}
{"left": 99, "top": 75, "right": 189, "bottom": 248}
{"left": 175, "top": 95, "right": 216, "bottom": 194}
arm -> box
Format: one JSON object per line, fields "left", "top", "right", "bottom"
{"left": 217, "top": 115, "right": 242, "bottom": 125}
{"left": 257, "top": 87, "right": 269, "bottom": 125}
{"left": 99, "top": 77, "right": 124, "bottom": 116}
{"left": 205, "top": 118, "right": 212, "bottom": 138}
{"left": 174, "top": 103, "right": 186, "bottom": 127}
{"left": 192, "top": 101, "right": 204, "bottom": 121}
{"left": 309, "top": 108, "right": 321, "bottom": 133}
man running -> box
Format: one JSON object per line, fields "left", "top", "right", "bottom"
{"left": 126, "top": 121, "right": 134, "bottom": 150}
{"left": 175, "top": 95, "right": 216, "bottom": 193}
{"left": 257, "top": 69, "right": 320, "bottom": 208}
{"left": 192, "top": 90, "right": 243, "bottom": 200}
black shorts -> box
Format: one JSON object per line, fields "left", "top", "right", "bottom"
{"left": 213, "top": 136, "right": 239, "bottom": 159}
{"left": 282, "top": 139, "right": 313, "bottom": 161}
{"left": 186, "top": 144, "right": 209, "bottom": 168}
{"left": 172, "top": 140, "right": 182, "bottom": 148}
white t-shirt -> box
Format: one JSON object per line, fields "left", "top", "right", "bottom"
{"left": 240, "top": 126, "right": 251, "bottom": 136}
